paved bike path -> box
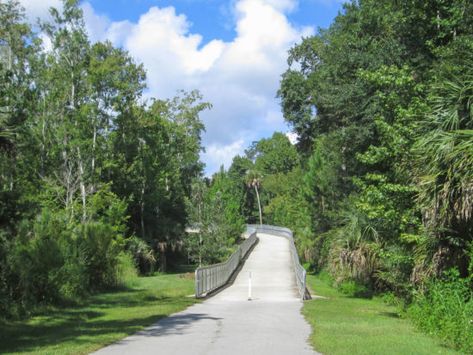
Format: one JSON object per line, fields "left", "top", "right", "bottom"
{"left": 93, "top": 233, "right": 318, "bottom": 355}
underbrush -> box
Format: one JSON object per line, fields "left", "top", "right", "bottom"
{"left": 407, "top": 270, "right": 473, "bottom": 353}
{"left": 0, "top": 206, "right": 138, "bottom": 319}
{"left": 313, "top": 268, "right": 473, "bottom": 353}
{"left": 337, "top": 280, "right": 372, "bottom": 298}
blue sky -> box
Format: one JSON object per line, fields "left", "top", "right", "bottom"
{"left": 20, "top": 0, "right": 343, "bottom": 175}
{"left": 87, "top": 0, "right": 341, "bottom": 43}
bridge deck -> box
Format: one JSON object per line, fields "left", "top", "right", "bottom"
{"left": 93, "top": 233, "right": 318, "bottom": 355}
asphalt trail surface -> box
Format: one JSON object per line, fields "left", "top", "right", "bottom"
{"left": 93, "top": 233, "right": 318, "bottom": 355}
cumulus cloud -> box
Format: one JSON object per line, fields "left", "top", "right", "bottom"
{"left": 18, "top": 0, "right": 62, "bottom": 22}
{"left": 123, "top": 6, "right": 226, "bottom": 98}
{"left": 98, "top": 0, "right": 313, "bottom": 173}
{"left": 19, "top": 0, "right": 313, "bottom": 174}
{"left": 81, "top": 2, "right": 111, "bottom": 43}
{"left": 203, "top": 139, "right": 246, "bottom": 173}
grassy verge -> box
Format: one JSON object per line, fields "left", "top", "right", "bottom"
{"left": 303, "top": 273, "right": 459, "bottom": 355}
{"left": 0, "top": 273, "right": 197, "bottom": 355}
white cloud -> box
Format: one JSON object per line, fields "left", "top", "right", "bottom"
{"left": 18, "top": 0, "right": 62, "bottom": 23}
{"left": 96, "top": 0, "right": 313, "bottom": 174}
{"left": 311, "top": 0, "right": 346, "bottom": 5}
{"left": 286, "top": 131, "right": 299, "bottom": 145}
{"left": 123, "top": 6, "right": 226, "bottom": 93}
{"left": 20, "top": 0, "right": 313, "bottom": 175}
{"left": 203, "top": 139, "right": 246, "bottom": 172}
{"left": 81, "top": 2, "right": 110, "bottom": 43}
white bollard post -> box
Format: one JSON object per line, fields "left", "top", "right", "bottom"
{"left": 248, "top": 271, "right": 252, "bottom": 301}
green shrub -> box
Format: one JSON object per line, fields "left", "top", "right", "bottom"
{"left": 57, "top": 256, "right": 88, "bottom": 301}
{"left": 311, "top": 231, "right": 333, "bottom": 272}
{"left": 408, "top": 269, "right": 473, "bottom": 353}
{"left": 126, "top": 236, "right": 156, "bottom": 274}
{"left": 0, "top": 231, "right": 15, "bottom": 316}
{"left": 75, "top": 222, "right": 124, "bottom": 290}
{"left": 10, "top": 212, "right": 65, "bottom": 307}
{"left": 338, "top": 280, "right": 371, "bottom": 298}
{"left": 1, "top": 210, "right": 129, "bottom": 318}
{"left": 116, "top": 252, "right": 139, "bottom": 288}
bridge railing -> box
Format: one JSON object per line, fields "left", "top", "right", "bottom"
{"left": 247, "top": 224, "right": 309, "bottom": 300}
{"left": 195, "top": 227, "right": 257, "bottom": 298}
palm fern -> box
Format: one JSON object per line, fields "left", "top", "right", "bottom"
{"left": 328, "top": 212, "right": 380, "bottom": 286}
{"left": 416, "top": 73, "right": 473, "bottom": 232}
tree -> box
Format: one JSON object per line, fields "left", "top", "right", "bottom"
{"left": 414, "top": 56, "right": 473, "bottom": 276}
{"left": 0, "top": 0, "right": 212, "bottom": 315}
{"left": 245, "top": 170, "right": 263, "bottom": 226}
{"left": 185, "top": 172, "right": 244, "bottom": 266}
{"left": 276, "top": 0, "right": 473, "bottom": 296}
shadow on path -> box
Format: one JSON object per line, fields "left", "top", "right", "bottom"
{"left": 0, "top": 292, "right": 196, "bottom": 354}
{"left": 116, "top": 313, "right": 223, "bottom": 342}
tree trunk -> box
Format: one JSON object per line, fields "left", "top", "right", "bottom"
{"left": 199, "top": 233, "right": 202, "bottom": 267}
{"left": 140, "top": 182, "right": 145, "bottom": 237}
{"left": 159, "top": 243, "right": 167, "bottom": 272}
{"left": 77, "top": 147, "right": 87, "bottom": 221}
{"left": 254, "top": 185, "right": 263, "bottom": 225}
{"left": 40, "top": 112, "right": 46, "bottom": 177}
{"left": 91, "top": 123, "right": 97, "bottom": 191}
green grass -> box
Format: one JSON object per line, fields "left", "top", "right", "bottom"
{"left": 303, "top": 273, "right": 460, "bottom": 355}
{"left": 0, "top": 273, "right": 198, "bottom": 355}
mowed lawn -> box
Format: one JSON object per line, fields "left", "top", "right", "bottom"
{"left": 303, "top": 274, "right": 459, "bottom": 355}
{"left": 0, "top": 273, "right": 198, "bottom": 355}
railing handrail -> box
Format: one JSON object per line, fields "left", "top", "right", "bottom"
{"left": 196, "top": 256, "right": 240, "bottom": 271}
{"left": 194, "top": 224, "right": 309, "bottom": 300}
{"left": 194, "top": 228, "right": 257, "bottom": 298}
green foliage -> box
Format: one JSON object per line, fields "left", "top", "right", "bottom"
{"left": 1, "top": 210, "right": 129, "bottom": 316}
{"left": 304, "top": 133, "right": 346, "bottom": 234}
{"left": 275, "top": 0, "right": 473, "bottom": 292}
{"left": 415, "top": 62, "right": 473, "bottom": 239}
{"left": 0, "top": 0, "right": 208, "bottom": 318}
{"left": 250, "top": 132, "right": 299, "bottom": 175}
{"left": 126, "top": 236, "right": 156, "bottom": 275}
{"left": 338, "top": 280, "right": 370, "bottom": 298}
{"left": 75, "top": 222, "right": 124, "bottom": 290}
{"left": 408, "top": 270, "right": 473, "bottom": 353}
{"left": 116, "top": 252, "right": 139, "bottom": 288}
{"left": 326, "top": 211, "right": 380, "bottom": 293}
{"left": 274, "top": 0, "right": 473, "bottom": 350}
{"left": 185, "top": 175, "right": 244, "bottom": 265}
{"left": 11, "top": 213, "right": 65, "bottom": 306}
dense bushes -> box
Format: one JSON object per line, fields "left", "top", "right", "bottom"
{"left": 408, "top": 270, "right": 473, "bottom": 353}
{"left": 0, "top": 210, "right": 131, "bottom": 317}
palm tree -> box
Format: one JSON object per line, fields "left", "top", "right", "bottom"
{"left": 246, "top": 170, "right": 263, "bottom": 225}
{"left": 415, "top": 74, "right": 473, "bottom": 231}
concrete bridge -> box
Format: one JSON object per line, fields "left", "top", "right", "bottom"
{"left": 94, "top": 227, "right": 318, "bottom": 355}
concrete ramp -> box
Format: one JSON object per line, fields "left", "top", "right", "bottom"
{"left": 93, "top": 232, "right": 318, "bottom": 355}
{"left": 214, "top": 233, "right": 299, "bottom": 302}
